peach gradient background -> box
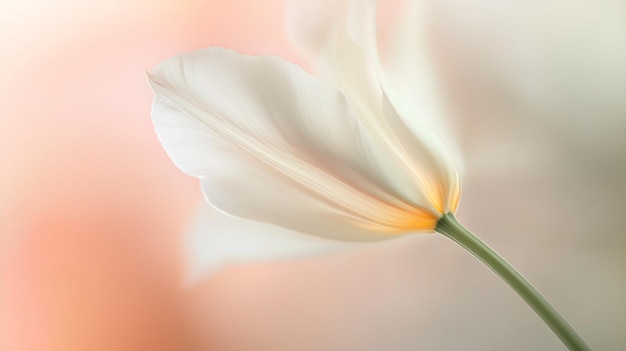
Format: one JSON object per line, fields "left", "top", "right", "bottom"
{"left": 0, "top": 0, "right": 295, "bottom": 349}
{"left": 1, "top": 0, "right": 625, "bottom": 350}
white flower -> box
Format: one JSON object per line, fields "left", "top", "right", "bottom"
{"left": 148, "top": 0, "right": 460, "bottom": 269}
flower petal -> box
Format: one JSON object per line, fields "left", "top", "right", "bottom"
{"left": 149, "top": 48, "right": 439, "bottom": 241}
{"left": 184, "top": 201, "right": 354, "bottom": 284}
{"left": 287, "top": 0, "right": 461, "bottom": 213}
{"left": 384, "top": 0, "right": 464, "bottom": 182}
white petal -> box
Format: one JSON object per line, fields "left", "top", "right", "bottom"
{"left": 184, "top": 201, "right": 354, "bottom": 285}
{"left": 149, "top": 48, "right": 439, "bottom": 241}
{"left": 287, "top": 0, "right": 460, "bottom": 213}
{"left": 384, "top": 0, "right": 465, "bottom": 177}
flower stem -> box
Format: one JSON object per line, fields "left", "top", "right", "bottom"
{"left": 435, "top": 213, "right": 590, "bottom": 351}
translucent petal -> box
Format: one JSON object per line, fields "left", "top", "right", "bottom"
{"left": 287, "top": 0, "right": 461, "bottom": 213}
{"left": 384, "top": 0, "right": 464, "bottom": 181}
{"left": 184, "top": 202, "right": 354, "bottom": 284}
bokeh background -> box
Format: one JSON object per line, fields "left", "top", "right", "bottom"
{"left": 1, "top": 0, "right": 625, "bottom": 350}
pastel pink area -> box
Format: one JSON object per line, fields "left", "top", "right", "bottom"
{"left": 0, "top": 0, "right": 293, "bottom": 349}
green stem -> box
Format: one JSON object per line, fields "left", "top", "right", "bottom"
{"left": 435, "top": 213, "right": 590, "bottom": 351}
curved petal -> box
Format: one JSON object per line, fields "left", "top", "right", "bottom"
{"left": 287, "top": 0, "right": 461, "bottom": 213}
{"left": 384, "top": 0, "right": 464, "bottom": 176}
{"left": 184, "top": 201, "right": 354, "bottom": 284}
{"left": 149, "top": 48, "right": 439, "bottom": 241}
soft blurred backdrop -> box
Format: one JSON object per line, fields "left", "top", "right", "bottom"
{"left": 1, "top": 0, "right": 624, "bottom": 350}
